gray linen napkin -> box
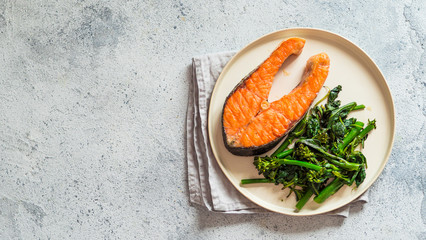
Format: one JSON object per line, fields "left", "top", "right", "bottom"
{"left": 186, "top": 51, "right": 368, "bottom": 217}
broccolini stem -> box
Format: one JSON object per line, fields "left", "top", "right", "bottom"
{"left": 276, "top": 159, "right": 322, "bottom": 171}
{"left": 313, "top": 178, "right": 344, "bottom": 203}
{"left": 295, "top": 188, "right": 314, "bottom": 211}
{"left": 353, "top": 104, "right": 365, "bottom": 111}
{"left": 327, "top": 159, "right": 360, "bottom": 171}
{"left": 356, "top": 119, "right": 377, "bottom": 141}
{"left": 276, "top": 149, "right": 294, "bottom": 158}
{"left": 314, "top": 88, "right": 330, "bottom": 107}
{"left": 323, "top": 163, "right": 340, "bottom": 171}
{"left": 349, "top": 119, "right": 377, "bottom": 152}
{"left": 291, "top": 114, "right": 309, "bottom": 138}
{"left": 271, "top": 137, "right": 294, "bottom": 157}
{"left": 337, "top": 121, "right": 364, "bottom": 153}
{"left": 241, "top": 178, "right": 274, "bottom": 184}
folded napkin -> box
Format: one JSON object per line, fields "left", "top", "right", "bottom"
{"left": 186, "top": 51, "right": 368, "bottom": 217}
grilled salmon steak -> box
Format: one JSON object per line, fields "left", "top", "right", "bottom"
{"left": 222, "top": 38, "right": 330, "bottom": 156}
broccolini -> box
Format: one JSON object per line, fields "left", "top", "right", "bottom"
{"left": 241, "top": 85, "right": 377, "bottom": 211}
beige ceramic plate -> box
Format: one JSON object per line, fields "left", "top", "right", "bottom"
{"left": 207, "top": 28, "right": 395, "bottom": 216}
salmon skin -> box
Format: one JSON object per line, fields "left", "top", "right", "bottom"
{"left": 222, "top": 38, "right": 330, "bottom": 156}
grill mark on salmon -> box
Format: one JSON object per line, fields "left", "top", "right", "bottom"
{"left": 222, "top": 38, "right": 330, "bottom": 156}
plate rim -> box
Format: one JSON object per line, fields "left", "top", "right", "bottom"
{"left": 207, "top": 27, "right": 396, "bottom": 216}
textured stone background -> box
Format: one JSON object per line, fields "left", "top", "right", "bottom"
{"left": 0, "top": 0, "right": 424, "bottom": 239}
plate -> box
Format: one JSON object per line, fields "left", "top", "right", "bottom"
{"left": 207, "top": 28, "right": 395, "bottom": 216}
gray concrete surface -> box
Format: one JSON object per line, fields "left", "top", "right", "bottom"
{"left": 0, "top": 0, "right": 424, "bottom": 239}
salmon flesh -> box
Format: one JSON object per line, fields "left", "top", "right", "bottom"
{"left": 222, "top": 38, "right": 330, "bottom": 156}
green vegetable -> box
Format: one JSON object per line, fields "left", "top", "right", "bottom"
{"left": 241, "top": 178, "right": 274, "bottom": 184}
{"left": 337, "top": 121, "right": 364, "bottom": 153}
{"left": 352, "top": 119, "right": 377, "bottom": 148}
{"left": 276, "top": 149, "right": 294, "bottom": 159}
{"left": 295, "top": 188, "right": 314, "bottom": 211}
{"left": 298, "top": 139, "right": 361, "bottom": 171}
{"left": 313, "top": 178, "right": 344, "bottom": 204}
{"left": 240, "top": 85, "right": 377, "bottom": 211}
